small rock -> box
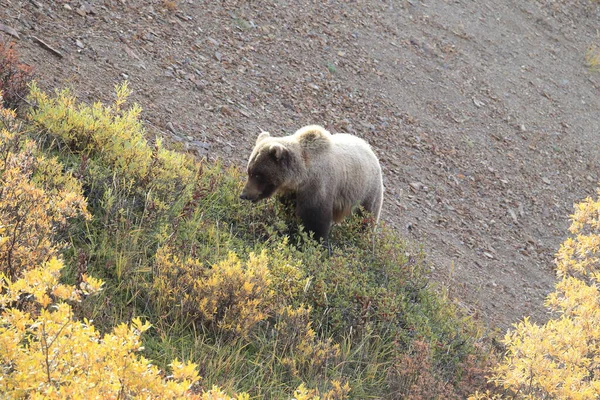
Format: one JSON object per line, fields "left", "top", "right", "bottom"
{"left": 541, "top": 177, "right": 551, "bottom": 185}
{"left": 483, "top": 252, "right": 495, "bottom": 259}
{"left": 64, "top": 4, "right": 72, "bottom": 10}
{"left": 220, "top": 105, "right": 234, "bottom": 116}
{"left": 409, "top": 182, "right": 425, "bottom": 191}
{"left": 472, "top": 97, "right": 485, "bottom": 108}
{"left": 142, "top": 32, "right": 155, "bottom": 42}
{"left": 79, "top": 3, "right": 96, "bottom": 15}
{"left": 508, "top": 208, "right": 518, "bottom": 224}
{"left": 215, "top": 51, "right": 222, "bottom": 61}
{"left": 0, "top": 23, "right": 20, "bottom": 39}
{"left": 339, "top": 119, "right": 351, "bottom": 131}
{"left": 191, "top": 140, "right": 210, "bottom": 149}
{"left": 75, "top": 39, "right": 85, "bottom": 49}
{"left": 166, "top": 122, "right": 178, "bottom": 134}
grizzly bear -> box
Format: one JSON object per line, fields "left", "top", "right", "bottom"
{"left": 240, "top": 125, "right": 383, "bottom": 242}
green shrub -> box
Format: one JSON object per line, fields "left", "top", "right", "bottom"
{"left": 14, "top": 82, "right": 493, "bottom": 398}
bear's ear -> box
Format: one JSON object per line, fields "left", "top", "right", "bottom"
{"left": 269, "top": 143, "right": 288, "bottom": 162}
{"left": 256, "top": 131, "right": 270, "bottom": 144}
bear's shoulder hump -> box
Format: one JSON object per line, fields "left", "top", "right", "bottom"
{"left": 294, "top": 125, "right": 332, "bottom": 149}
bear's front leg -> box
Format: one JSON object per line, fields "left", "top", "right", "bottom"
{"left": 295, "top": 196, "right": 333, "bottom": 244}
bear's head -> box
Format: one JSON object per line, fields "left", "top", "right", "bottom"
{"left": 240, "top": 132, "right": 296, "bottom": 203}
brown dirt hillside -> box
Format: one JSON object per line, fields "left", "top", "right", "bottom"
{"left": 2, "top": 0, "right": 600, "bottom": 331}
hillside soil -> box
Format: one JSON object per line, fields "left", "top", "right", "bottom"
{"left": 2, "top": 0, "right": 600, "bottom": 331}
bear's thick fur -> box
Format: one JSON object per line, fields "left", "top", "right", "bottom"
{"left": 240, "top": 125, "right": 384, "bottom": 241}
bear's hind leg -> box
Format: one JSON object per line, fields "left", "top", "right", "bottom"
{"left": 361, "top": 187, "right": 383, "bottom": 225}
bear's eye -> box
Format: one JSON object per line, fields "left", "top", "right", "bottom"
{"left": 252, "top": 173, "right": 263, "bottom": 181}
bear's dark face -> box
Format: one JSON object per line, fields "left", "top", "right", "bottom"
{"left": 240, "top": 144, "right": 288, "bottom": 202}
{"left": 240, "top": 169, "right": 278, "bottom": 202}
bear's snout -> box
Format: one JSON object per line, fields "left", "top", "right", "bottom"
{"left": 239, "top": 186, "right": 259, "bottom": 202}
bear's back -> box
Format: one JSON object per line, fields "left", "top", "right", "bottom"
{"left": 329, "top": 134, "right": 380, "bottom": 170}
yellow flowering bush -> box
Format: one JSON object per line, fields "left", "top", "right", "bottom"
{"left": 475, "top": 191, "right": 600, "bottom": 399}
{"left": 275, "top": 305, "right": 341, "bottom": 378}
{"left": 152, "top": 248, "right": 275, "bottom": 337}
{"left": 0, "top": 106, "right": 90, "bottom": 279}
{"left": 0, "top": 258, "right": 202, "bottom": 399}
{"left": 292, "top": 381, "right": 351, "bottom": 400}
{"left": 27, "top": 81, "right": 197, "bottom": 210}
{"left": 28, "top": 82, "right": 152, "bottom": 180}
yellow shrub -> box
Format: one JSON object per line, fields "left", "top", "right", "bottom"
{"left": 0, "top": 106, "right": 90, "bottom": 279}
{"left": 276, "top": 305, "right": 341, "bottom": 378}
{"left": 28, "top": 82, "right": 152, "bottom": 180}
{"left": 27, "top": 82, "right": 196, "bottom": 196}
{"left": 0, "top": 257, "right": 203, "bottom": 399}
{"left": 292, "top": 381, "right": 351, "bottom": 400}
{"left": 585, "top": 46, "right": 600, "bottom": 72}
{"left": 153, "top": 249, "right": 274, "bottom": 337}
{"left": 266, "top": 238, "right": 309, "bottom": 300}
{"left": 200, "top": 386, "right": 250, "bottom": 400}
{"left": 483, "top": 191, "right": 600, "bottom": 399}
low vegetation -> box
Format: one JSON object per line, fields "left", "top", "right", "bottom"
{"left": 0, "top": 53, "right": 493, "bottom": 398}
{"left": 472, "top": 192, "right": 600, "bottom": 399}
{"left": 0, "top": 42, "right": 33, "bottom": 110}
{"left": 585, "top": 45, "right": 600, "bottom": 72}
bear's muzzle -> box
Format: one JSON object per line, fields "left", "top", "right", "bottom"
{"left": 239, "top": 187, "right": 260, "bottom": 202}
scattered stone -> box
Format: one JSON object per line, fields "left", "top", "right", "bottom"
{"left": 166, "top": 122, "right": 178, "bottom": 134}
{"left": 220, "top": 105, "right": 234, "bottom": 116}
{"left": 541, "top": 177, "right": 551, "bottom": 185}
{"left": 472, "top": 97, "right": 485, "bottom": 108}
{"left": 191, "top": 140, "right": 210, "bottom": 150}
{"left": 409, "top": 182, "right": 425, "bottom": 191}
{"left": 123, "top": 45, "right": 140, "bottom": 60}
{"left": 0, "top": 23, "right": 20, "bottom": 39}
{"left": 508, "top": 208, "right": 518, "bottom": 224}
{"left": 32, "top": 36, "right": 63, "bottom": 58}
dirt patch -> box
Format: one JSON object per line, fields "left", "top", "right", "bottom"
{"left": 2, "top": 0, "right": 600, "bottom": 330}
